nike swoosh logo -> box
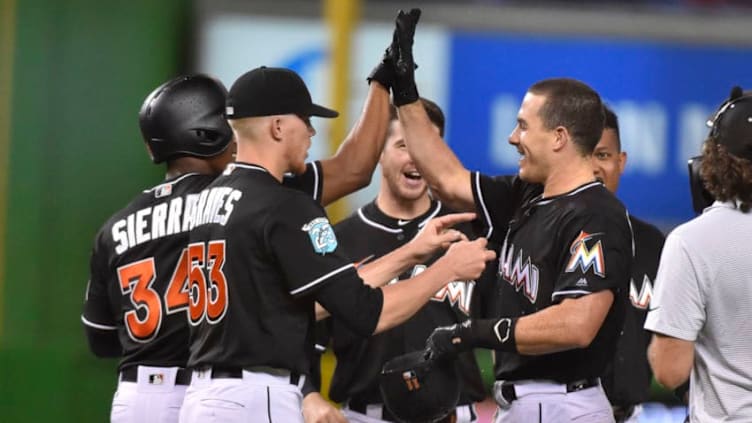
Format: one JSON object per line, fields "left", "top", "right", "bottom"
{"left": 397, "top": 219, "right": 411, "bottom": 226}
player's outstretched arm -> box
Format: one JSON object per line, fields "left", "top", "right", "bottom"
{"left": 647, "top": 333, "right": 694, "bottom": 390}
{"left": 399, "top": 103, "right": 474, "bottom": 211}
{"left": 316, "top": 30, "right": 396, "bottom": 206}
{"left": 358, "top": 212, "right": 473, "bottom": 287}
{"left": 374, "top": 238, "right": 495, "bottom": 334}
{"left": 426, "top": 291, "right": 619, "bottom": 362}
{"left": 314, "top": 212, "right": 474, "bottom": 321}
{"left": 391, "top": 9, "right": 475, "bottom": 212}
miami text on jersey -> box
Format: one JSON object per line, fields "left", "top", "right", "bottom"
{"left": 499, "top": 242, "right": 539, "bottom": 303}
{"left": 112, "top": 187, "right": 242, "bottom": 255}
{"left": 565, "top": 231, "right": 605, "bottom": 277}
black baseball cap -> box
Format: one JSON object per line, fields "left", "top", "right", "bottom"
{"left": 226, "top": 66, "right": 339, "bottom": 119}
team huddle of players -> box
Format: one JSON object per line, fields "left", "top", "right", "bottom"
{"left": 81, "top": 8, "right": 752, "bottom": 423}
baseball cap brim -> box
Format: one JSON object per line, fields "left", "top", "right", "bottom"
{"left": 308, "top": 103, "right": 339, "bottom": 118}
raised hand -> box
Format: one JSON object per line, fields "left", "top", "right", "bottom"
{"left": 442, "top": 237, "right": 496, "bottom": 282}
{"left": 392, "top": 8, "right": 421, "bottom": 106}
{"left": 407, "top": 212, "right": 476, "bottom": 262}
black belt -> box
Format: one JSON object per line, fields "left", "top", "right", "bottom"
{"left": 498, "top": 378, "right": 600, "bottom": 405}
{"left": 348, "top": 399, "right": 476, "bottom": 422}
{"left": 120, "top": 366, "right": 192, "bottom": 386}
{"left": 204, "top": 367, "right": 301, "bottom": 385}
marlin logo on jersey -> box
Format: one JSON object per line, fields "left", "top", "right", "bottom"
{"left": 629, "top": 275, "right": 654, "bottom": 309}
{"left": 565, "top": 231, "right": 606, "bottom": 277}
{"left": 432, "top": 281, "right": 475, "bottom": 315}
{"left": 402, "top": 265, "right": 475, "bottom": 314}
{"left": 499, "top": 243, "right": 539, "bottom": 303}
{"left": 302, "top": 218, "right": 338, "bottom": 255}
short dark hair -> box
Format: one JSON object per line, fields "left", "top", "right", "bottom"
{"left": 603, "top": 105, "right": 622, "bottom": 152}
{"left": 528, "top": 78, "right": 605, "bottom": 156}
{"left": 700, "top": 139, "right": 752, "bottom": 213}
{"left": 388, "top": 97, "right": 445, "bottom": 137}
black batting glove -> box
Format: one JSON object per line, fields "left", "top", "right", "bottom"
{"left": 425, "top": 320, "right": 474, "bottom": 361}
{"left": 391, "top": 8, "right": 421, "bottom": 106}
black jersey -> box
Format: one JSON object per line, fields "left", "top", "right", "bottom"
{"left": 82, "top": 163, "right": 323, "bottom": 372}
{"left": 471, "top": 173, "right": 633, "bottom": 383}
{"left": 326, "top": 200, "right": 486, "bottom": 405}
{"left": 186, "top": 163, "right": 381, "bottom": 375}
{"left": 602, "top": 216, "right": 664, "bottom": 406}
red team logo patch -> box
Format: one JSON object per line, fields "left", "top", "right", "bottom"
{"left": 565, "top": 231, "right": 606, "bottom": 277}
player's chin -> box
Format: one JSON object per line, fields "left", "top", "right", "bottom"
{"left": 517, "top": 167, "right": 530, "bottom": 181}
{"left": 398, "top": 185, "right": 427, "bottom": 201}
{"left": 517, "top": 168, "right": 541, "bottom": 184}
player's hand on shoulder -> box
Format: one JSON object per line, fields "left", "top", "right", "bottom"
{"left": 302, "top": 392, "right": 346, "bottom": 423}
{"left": 442, "top": 237, "right": 496, "bottom": 281}
{"left": 408, "top": 212, "right": 475, "bottom": 262}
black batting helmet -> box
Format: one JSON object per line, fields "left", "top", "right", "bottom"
{"left": 139, "top": 74, "right": 233, "bottom": 164}
{"left": 379, "top": 350, "right": 460, "bottom": 423}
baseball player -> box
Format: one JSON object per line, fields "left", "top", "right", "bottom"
{"left": 178, "top": 65, "right": 495, "bottom": 423}
{"left": 593, "top": 106, "right": 665, "bottom": 423}
{"left": 81, "top": 75, "right": 235, "bottom": 423}
{"left": 81, "top": 54, "right": 397, "bottom": 422}
{"left": 323, "top": 99, "right": 485, "bottom": 423}
{"left": 645, "top": 86, "right": 752, "bottom": 421}
{"left": 388, "top": 15, "right": 634, "bottom": 422}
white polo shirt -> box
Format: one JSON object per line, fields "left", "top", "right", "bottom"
{"left": 645, "top": 201, "right": 752, "bottom": 422}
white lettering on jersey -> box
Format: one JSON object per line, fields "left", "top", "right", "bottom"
{"left": 111, "top": 189, "right": 241, "bottom": 255}
{"left": 112, "top": 219, "right": 129, "bottom": 255}
{"left": 135, "top": 208, "right": 151, "bottom": 245}
{"left": 167, "top": 197, "right": 183, "bottom": 236}
{"left": 629, "top": 274, "right": 654, "bottom": 309}
{"left": 221, "top": 190, "right": 242, "bottom": 225}
{"left": 152, "top": 203, "right": 168, "bottom": 239}
{"left": 182, "top": 194, "right": 199, "bottom": 232}
{"left": 499, "top": 242, "right": 539, "bottom": 303}
{"left": 565, "top": 231, "right": 606, "bottom": 277}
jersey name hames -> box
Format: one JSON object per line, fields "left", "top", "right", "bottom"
{"left": 112, "top": 187, "right": 243, "bottom": 255}
{"left": 499, "top": 242, "right": 540, "bottom": 303}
